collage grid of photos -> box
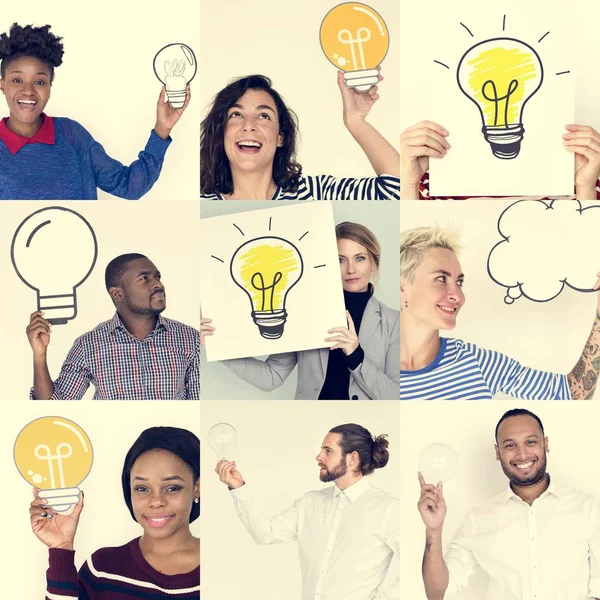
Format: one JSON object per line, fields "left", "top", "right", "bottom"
{"left": 2, "top": 0, "right": 599, "bottom": 599}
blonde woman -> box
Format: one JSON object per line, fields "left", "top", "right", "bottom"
{"left": 400, "top": 226, "right": 600, "bottom": 399}
{"left": 201, "top": 222, "right": 399, "bottom": 399}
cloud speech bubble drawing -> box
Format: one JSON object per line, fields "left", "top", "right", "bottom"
{"left": 487, "top": 200, "right": 600, "bottom": 303}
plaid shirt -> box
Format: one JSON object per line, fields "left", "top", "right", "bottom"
{"left": 30, "top": 313, "right": 199, "bottom": 400}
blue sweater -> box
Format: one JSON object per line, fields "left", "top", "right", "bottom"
{"left": 0, "top": 117, "right": 171, "bottom": 200}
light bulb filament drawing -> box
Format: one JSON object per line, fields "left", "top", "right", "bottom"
{"left": 34, "top": 442, "right": 73, "bottom": 489}
{"left": 338, "top": 26, "right": 371, "bottom": 70}
{"left": 252, "top": 271, "right": 283, "bottom": 312}
{"left": 482, "top": 78, "right": 519, "bottom": 127}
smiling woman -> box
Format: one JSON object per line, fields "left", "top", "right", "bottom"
{"left": 0, "top": 22, "right": 190, "bottom": 200}
{"left": 29, "top": 426, "right": 200, "bottom": 599}
{"left": 200, "top": 74, "right": 400, "bottom": 200}
{"left": 399, "top": 226, "right": 600, "bottom": 400}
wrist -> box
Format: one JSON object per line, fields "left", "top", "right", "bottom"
{"left": 425, "top": 525, "right": 443, "bottom": 537}
{"left": 33, "top": 351, "right": 48, "bottom": 362}
{"left": 52, "top": 542, "right": 74, "bottom": 551}
{"left": 344, "top": 114, "right": 367, "bottom": 133}
{"left": 153, "top": 123, "right": 171, "bottom": 140}
{"left": 575, "top": 183, "right": 597, "bottom": 200}
{"left": 228, "top": 480, "right": 245, "bottom": 490}
{"left": 400, "top": 182, "right": 420, "bottom": 200}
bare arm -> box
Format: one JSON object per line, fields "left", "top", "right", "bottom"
{"left": 338, "top": 71, "right": 400, "bottom": 177}
{"left": 567, "top": 282, "right": 600, "bottom": 399}
{"left": 33, "top": 355, "right": 54, "bottom": 400}
{"left": 26, "top": 312, "right": 54, "bottom": 400}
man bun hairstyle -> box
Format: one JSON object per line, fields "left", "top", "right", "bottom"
{"left": 329, "top": 423, "right": 389, "bottom": 476}
{"left": 0, "top": 23, "right": 64, "bottom": 81}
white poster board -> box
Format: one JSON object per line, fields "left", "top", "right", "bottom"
{"left": 200, "top": 202, "right": 346, "bottom": 361}
{"left": 428, "top": 2, "right": 574, "bottom": 197}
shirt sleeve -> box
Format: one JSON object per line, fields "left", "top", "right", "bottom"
{"left": 376, "top": 501, "right": 401, "bottom": 600}
{"left": 46, "top": 549, "right": 95, "bottom": 599}
{"left": 221, "top": 353, "right": 299, "bottom": 392}
{"left": 230, "top": 484, "right": 300, "bottom": 545}
{"left": 185, "top": 335, "right": 200, "bottom": 400}
{"left": 444, "top": 513, "right": 478, "bottom": 596}
{"left": 469, "top": 343, "right": 571, "bottom": 400}
{"left": 34, "top": 337, "right": 92, "bottom": 400}
{"left": 349, "top": 311, "right": 400, "bottom": 399}
{"left": 306, "top": 174, "right": 400, "bottom": 200}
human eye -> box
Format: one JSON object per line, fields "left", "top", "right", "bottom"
{"left": 166, "top": 485, "right": 183, "bottom": 493}
{"left": 156, "top": 273, "right": 162, "bottom": 280}
{"left": 134, "top": 485, "right": 149, "bottom": 493}
{"left": 258, "top": 112, "right": 271, "bottom": 120}
{"left": 35, "top": 79, "right": 46, "bottom": 85}
{"left": 338, "top": 257, "right": 345, "bottom": 263}
{"left": 527, "top": 440, "right": 537, "bottom": 445}
{"left": 228, "top": 110, "right": 242, "bottom": 119}
{"left": 435, "top": 275, "right": 446, "bottom": 283}
{"left": 504, "top": 443, "right": 515, "bottom": 449}
{"left": 11, "top": 77, "right": 22, "bottom": 84}
{"left": 457, "top": 279, "right": 464, "bottom": 287}
{"left": 356, "top": 256, "right": 365, "bottom": 262}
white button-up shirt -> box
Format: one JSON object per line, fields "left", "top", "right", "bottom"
{"left": 230, "top": 476, "right": 399, "bottom": 600}
{"left": 444, "top": 479, "right": 600, "bottom": 600}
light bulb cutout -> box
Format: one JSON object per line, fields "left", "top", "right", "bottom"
{"left": 418, "top": 443, "right": 458, "bottom": 484}
{"left": 14, "top": 416, "right": 93, "bottom": 512}
{"left": 230, "top": 236, "right": 304, "bottom": 339}
{"left": 457, "top": 37, "right": 544, "bottom": 159}
{"left": 11, "top": 207, "right": 98, "bottom": 325}
{"left": 320, "top": 2, "right": 389, "bottom": 91}
{"left": 153, "top": 43, "right": 197, "bottom": 108}
{"left": 207, "top": 423, "right": 238, "bottom": 460}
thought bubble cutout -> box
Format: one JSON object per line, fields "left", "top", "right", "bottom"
{"left": 487, "top": 200, "right": 600, "bottom": 303}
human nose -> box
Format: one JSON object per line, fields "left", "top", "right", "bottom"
{"left": 447, "top": 283, "right": 463, "bottom": 303}
{"left": 147, "top": 489, "right": 166, "bottom": 507}
{"left": 242, "top": 115, "right": 256, "bottom": 131}
{"left": 346, "top": 260, "right": 356, "bottom": 274}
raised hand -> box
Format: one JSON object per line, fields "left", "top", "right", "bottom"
{"left": 215, "top": 460, "right": 244, "bottom": 490}
{"left": 154, "top": 83, "right": 191, "bottom": 139}
{"left": 563, "top": 124, "right": 600, "bottom": 199}
{"left": 29, "top": 487, "right": 84, "bottom": 550}
{"left": 26, "top": 311, "right": 51, "bottom": 357}
{"left": 325, "top": 310, "right": 360, "bottom": 356}
{"left": 417, "top": 472, "right": 447, "bottom": 531}
{"left": 337, "top": 69, "right": 382, "bottom": 124}
{"left": 200, "top": 317, "right": 215, "bottom": 347}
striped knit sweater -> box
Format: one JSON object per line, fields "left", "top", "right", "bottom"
{"left": 46, "top": 538, "right": 200, "bottom": 599}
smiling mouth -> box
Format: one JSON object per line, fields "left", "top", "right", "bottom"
{"left": 437, "top": 305, "right": 457, "bottom": 315}
{"left": 513, "top": 460, "right": 536, "bottom": 470}
{"left": 236, "top": 140, "right": 262, "bottom": 154}
{"left": 143, "top": 515, "right": 175, "bottom": 528}
{"left": 17, "top": 99, "right": 37, "bottom": 110}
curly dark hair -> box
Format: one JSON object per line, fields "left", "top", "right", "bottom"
{"left": 200, "top": 75, "right": 302, "bottom": 196}
{"left": 0, "top": 23, "right": 64, "bottom": 81}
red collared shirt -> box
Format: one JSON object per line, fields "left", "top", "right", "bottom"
{"left": 0, "top": 112, "right": 55, "bottom": 155}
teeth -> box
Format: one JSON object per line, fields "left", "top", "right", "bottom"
{"left": 238, "top": 141, "right": 261, "bottom": 147}
{"left": 18, "top": 100, "right": 36, "bottom": 104}
{"left": 515, "top": 461, "right": 534, "bottom": 470}
{"left": 438, "top": 306, "right": 456, "bottom": 314}
{"left": 148, "top": 516, "right": 171, "bottom": 522}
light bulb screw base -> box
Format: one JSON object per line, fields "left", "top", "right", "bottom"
{"left": 343, "top": 68, "right": 379, "bottom": 92}
{"left": 252, "top": 309, "right": 287, "bottom": 339}
{"left": 165, "top": 88, "right": 187, "bottom": 109}
{"left": 482, "top": 124, "right": 525, "bottom": 160}
{"left": 38, "top": 292, "right": 76, "bottom": 325}
{"left": 39, "top": 486, "right": 81, "bottom": 512}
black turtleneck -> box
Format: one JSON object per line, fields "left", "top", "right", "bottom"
{"left": 318, "top": 284, "right": 373, "bottom": 400}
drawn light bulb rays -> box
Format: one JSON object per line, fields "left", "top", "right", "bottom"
{"left": 11, "top": 207, "right": 98, "bottom": 325}
{"left": 14, "top": 416, "right": 93, "bottom": 513}
{"left": 435, "top": 15, "right": 571, "bottom": 160}
{"left": 320, "top": 2, "right": 389, "bottom": 91}
{"left": 211, "top": 220, "right": 326, "bottom": 340}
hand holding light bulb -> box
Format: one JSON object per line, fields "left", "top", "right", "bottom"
{"left": 417, "top": 471, "right": 447, "bottom": 532}
{"left": 29, "top": 486, "right": 84, "bottom": 550}
{"left": 209, "top": 423, "right": 244, "bottom": 489}
{"left": 337, "top": 68, "right": 382, "bottom": 126}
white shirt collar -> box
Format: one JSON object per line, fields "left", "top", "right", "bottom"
{"left": 501, "top": 474, "right": 565, "bottom": 504}
{"left": 332, "top": 475, "right": 370, "bottom": 502}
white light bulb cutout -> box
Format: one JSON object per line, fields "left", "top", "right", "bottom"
{"left": 11, "top": 207, "right": 98, "bottom": 325}
{"left": 153, "top": 43, "right": 197, "bottom": 108}
{"left": 207, "top": 423, "right": 238, "bottom": 460}
{"left": 418, "top": 443, "right": 459, "bottom": 484}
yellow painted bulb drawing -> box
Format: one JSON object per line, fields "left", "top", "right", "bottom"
{"left": 320, "top": 2, "right": 389, "bottom": 91}
{"left": 14, "top": 416, "right": 93, "bottom": 512}
{"left": 230, "top": 236, "right": 303, "bottom": 339}
{"left": 457, "top": 37, "right": 544, "bottom": 159}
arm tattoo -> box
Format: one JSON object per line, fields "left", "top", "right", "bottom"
{"left": 425, "top": 537, "right": 434, "bottom": 552}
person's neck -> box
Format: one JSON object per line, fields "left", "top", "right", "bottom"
{"left": 510, "top": 473, "right": 550, "bottom": 506}
{"left": 118, "top": 311, "right": 159, "bottom": 340}
{"left": 334, "top": 472, "right": 363, "bottom": 491}
{"left": 225, "top": 167, "right": 277, "bottom": 200}
{"left": 6, "top": 114, "right": 42, "bottom": 138}
{"left": 139, "top": 527, "right": 198, "bottom": 558}
{"left": 400, "top": 316, "right": 441, "bottom": 370}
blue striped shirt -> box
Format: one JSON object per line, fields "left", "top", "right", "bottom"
{"left": 201, "top": 173, "right": 400, "bottom": 200}
{"left": 29, "top": 313, "right": 200, "bottom": 400}
{"left": 400, "top": 337, "right": 571, "bottom": 400}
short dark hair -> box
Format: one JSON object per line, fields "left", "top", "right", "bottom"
{"left": 105, "top": 253, "right": 147, "bottom": 290}
{"left": 329, "top": 423, "right": 389, "bottom": 476}
{"left": 495, "top": 408, "right": 545, "bottom": 442}
{"left": 0, "top": 23, "right": 64, "bottom": 82}
{"left": 121, "top": 427, "right": 200, "bottom": 524}
{"left": 200, "top": 74, "right": 302, "bottom": 196}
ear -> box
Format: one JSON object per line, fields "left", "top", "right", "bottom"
{"left": 108, "top": 286, "right": 123, "bottom": 303}
{"left": 194, "top": 477, "right": 200, "bottom": 498}
{"left": 544, "top": 436, "right": 549, "bottom": 453}
{"left": 494, "top": 444, "right": 500, "bottom": 461}
{"left": 277, "top": 133, "right": 284, "bottom": 148}
{"left": 0, "top": 79, "right": 4, "bottom": 93}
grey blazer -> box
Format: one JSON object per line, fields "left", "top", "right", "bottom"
{"left": 222, "top": 296, "right": 399, "bottom": 400}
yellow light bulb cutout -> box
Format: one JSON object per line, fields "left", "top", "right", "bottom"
{"left": 230, "top": 236, "right": 303, "bottom": 339}
{"left": 320, "top": 2, "right": 389, "bottom": 91}
{"left": 14, "top": 416, "right": 93, "bottom": 512}
{"left": 457, "top": 37, "right": 544, "bottom": 159}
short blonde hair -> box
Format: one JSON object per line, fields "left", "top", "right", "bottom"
{"left": 400, "top": 227, "right": 461, "bottom": 281}
{"left": 336, "top": 221, "right": 381, "bottom": 283}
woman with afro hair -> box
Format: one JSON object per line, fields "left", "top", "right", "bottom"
{"left": 0, "top": 23, "right": 190, "bottom": 200}
{"left": 29, "top": 426, "right": 200, "bottom": 598}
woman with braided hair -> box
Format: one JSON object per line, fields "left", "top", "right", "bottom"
{"left": 0, "top": 23, "right": 190, "bottom": 200}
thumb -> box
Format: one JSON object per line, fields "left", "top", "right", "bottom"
{"left": 32, "top": 486, "right": 40, "bottom": 499}
{"left": 157, "top": 86, "right": 166, "bottom": 105}
{"left": 437, "top": 482, "right": 445, "bottom": 501}
{"left": 71, "top": 490, "right": 85, "bottom": 516}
